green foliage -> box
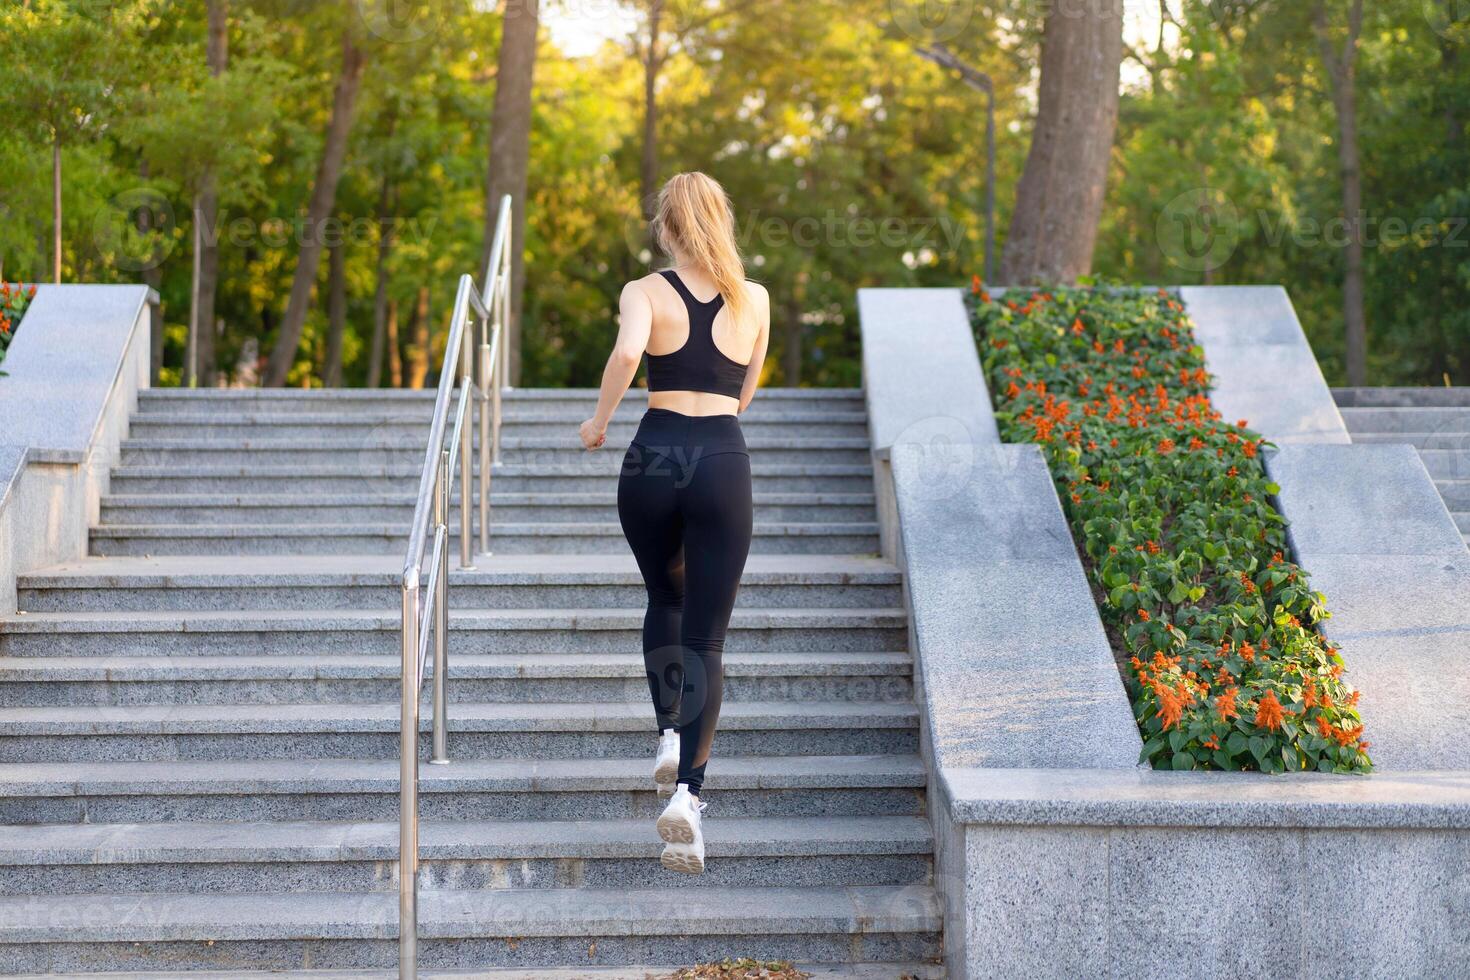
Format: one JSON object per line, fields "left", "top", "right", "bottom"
{"left": 970, "top": 285, "right": 1371, "bottom": 774}
{"left": 0, "top": 1, "right": 1464, "bottom": 388}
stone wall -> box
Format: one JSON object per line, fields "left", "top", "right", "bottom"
{"left": 0, "top": 285, "right": 153, "bottom": 613}
{"left": 860, "top": 284, "right": 1470, "bottom": 979}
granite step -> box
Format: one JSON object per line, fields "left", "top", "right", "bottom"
{"left": 107, "top": 462, "right": 878, "bottom": 495}
{"left": 0, "top": 884, "right": 942, "bottom": 973}
{"left": 1432, "top": 479, "right": 1470, "bottom": 508}
{"left": 0, "top": 651, "right": 914, "bottom": 707}
{"left": 14, "top": 965, "right": 945, "bottom": 979}
{"left": 0, "top": 607, "right": 908, "bottom": 657}
{"left": 87, "top": 521, "right": 882, "bottom": 557}
{"left": 97, "top": 492, "right": 878, "bottom": 526}
{"left": 1337, "top": 405, "right": 1470, "bottom": 432}
{"left": 0, "top": 815, "right": 933, "bottom": 894}
{"left": 126, "top": 411, "right": 870, "bottom": 441}
{"left": 0, "top": 699, "right": 920, "bottom": 763}
{"left": 17, "top": 555, "right": 902, "bottom": 612}
{"left": 116, "top": 437, "right": 873, "bottom": 467}
{"left": 1408, "top": 449, "right": 1470, "bottom": 481}
{"left": 1332, "top": 386, "right": 1470, "bottom": 408}
{"left": 0, "top": 754, "right": 929, "bottom": 824}
{"left": 136, "top": 387, "right": 866, "bottom": 410}
{"left": 1337, "top": 430, "right": 1470, "bottom": 450}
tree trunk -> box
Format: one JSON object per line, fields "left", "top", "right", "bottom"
{"left": 51, "top": 135, "right": 62, "bottom": 283}
{"left": 481, "top": 0, "right": 539, "bottom": 386}
{"left": 194, "top": 0, "right": 229, "bottom": 387}
{"left": 1315, "top": 0, "right": 1367, "bottom": 387}
{"left": 263, "top": 30, "right": 367, "bottom": 386}
{"left": 324, "top": 234, "right": 347, "bottom": 386}
{"left": 781, "top": 292, "right": 801, "bottom": 385}
{"left": 405, "top": 285, "right": 430, "bottom": 390}
{"left": 638, "top": 0, "right": 665, "bottom": 225}
{"left": 368, "top": 177, "right": 396, "bottom": 388}
{"left": 999, "top": 0, "right": 1123, "bottom": 285}
{"left": 386, "top": 297, "right": 402, "bottom": 388}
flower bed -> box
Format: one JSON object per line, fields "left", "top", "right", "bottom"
{"left": 969, "top": 282, "right": 1370, "bottom": 774}
{"left": 0, "top": 282, "right": 37, "bottom": 374}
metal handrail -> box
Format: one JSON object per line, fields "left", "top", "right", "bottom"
{"left": 399, "top": 193, "right": 513, "bottom": 979}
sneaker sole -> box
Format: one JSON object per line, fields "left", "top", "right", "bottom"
{"left": 661, "top": 843, "right": 705, "bottom": 875}
{"left": 656, "top": 780, "right": 675, "bottom": 797}
{"left": 654, "top": 755, "right": 679, "bottom": 786}
{"left": 656, "top": 807, "right": 697, "bottom": 845}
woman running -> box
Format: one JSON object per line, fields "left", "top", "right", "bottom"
{"left": 579, "top": 172, "right": 770, "bottom": 875}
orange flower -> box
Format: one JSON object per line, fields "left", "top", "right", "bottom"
{"left": 1157, "top": 438, "right": 1176, "bottom": 455}
{"left": 1214, "top": 687, "right": 1239, "bottom": 722}
{"left": 1254, "top": 691, "right": 1285, "bottom": 732}
{"left": 1137, "top": 609, "right": 1151, "bottom": 622}
{"left": 971, "top": 274, "right": 983, "bottom": 295}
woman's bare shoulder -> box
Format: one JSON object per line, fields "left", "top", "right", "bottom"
{"left": 621, "top": 274, "right": 666, "bottom": 302}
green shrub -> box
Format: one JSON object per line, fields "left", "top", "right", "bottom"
{"left": 969, "top": 282, "right": 1371, "bottom": 774}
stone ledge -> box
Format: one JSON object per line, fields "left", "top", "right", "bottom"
{"left": 1267, "top": 444, "right": 1470, "bottom": 771}
{"left": 1181, "top": 285, "right": 1351, "bottom": 445}
{"left": 890, "top": 442, "right": 1142, "bottom": 772}
{"left": 857, "top": 288, "right": 999, "bottom": 454}
{"left": 943, "top": 766, "right": 1470, "bottom": 829}
{"left": 0, "top": 285, "right": 153, "bottom": 460}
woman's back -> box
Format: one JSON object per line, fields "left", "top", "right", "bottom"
{"left": 637, "top": 266, "right": 767, "bottom": 416}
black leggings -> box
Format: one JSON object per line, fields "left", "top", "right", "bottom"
{"left": 617, "top": 409, "right": 753, "bottom": 797}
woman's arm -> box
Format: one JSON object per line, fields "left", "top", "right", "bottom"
{"left": 580, "top": 280, "right": 653, "bottom": 450}
{"left": 737, "top": 283, "right": 771, "bottom": 414}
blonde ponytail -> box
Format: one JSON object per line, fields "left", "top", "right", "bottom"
{"left": 651, "top": 172, "right": 748, "bottom": 328}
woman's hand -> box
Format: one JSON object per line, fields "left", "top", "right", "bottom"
{"left": 579, "top": 418, "right": 607, "bottom": 451}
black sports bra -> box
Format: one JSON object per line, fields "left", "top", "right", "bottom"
{"left": 645, "top": 270, "right": 749, "bottom": 399}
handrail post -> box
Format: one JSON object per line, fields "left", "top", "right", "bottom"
{"left": 478, "top": 339, "right": 493, "bottom": 556}
{"left": 398, "top": 577, "right": 421, "bottom": 979}
{"left": 493, "top": 255, "right": 506, "bottom": 465}
{"left": 459, "top": 313, "right": 475, "bottom": 571}
{"left": 431, "top": 452, "right": 451, "bottom": 766}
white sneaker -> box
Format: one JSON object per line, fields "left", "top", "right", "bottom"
{"left": 660, "top": 839, "right": 705, "bottom": 875}
{"left": 656, "top": 784, "right": 707, "bottom": 875}
{"left": 653, "top": 730, "right": 679, "bottom": 795}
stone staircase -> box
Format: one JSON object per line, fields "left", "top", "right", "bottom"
{"left": 0, "top": 388, "right": 941, "bottom": 977}
{"left": 1333, "top": 387, "right": 1470, "bottom": 548}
